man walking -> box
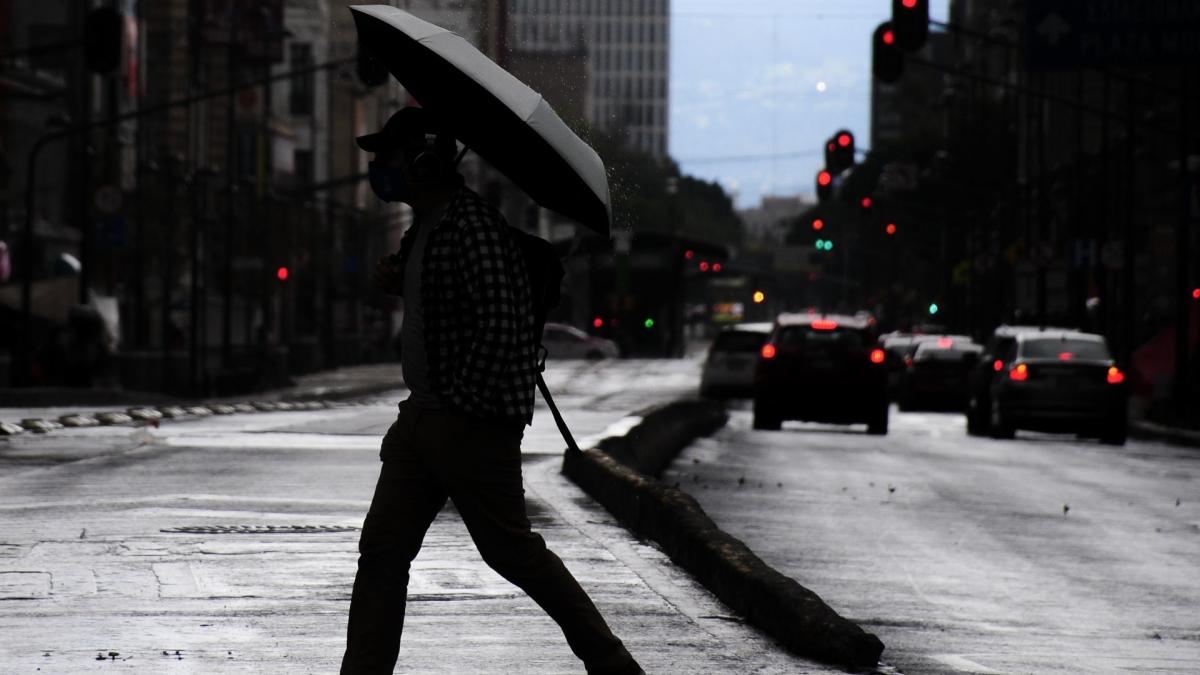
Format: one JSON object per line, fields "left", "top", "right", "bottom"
{"left": 341, "top": 107, "right": 643, "bottom": 675}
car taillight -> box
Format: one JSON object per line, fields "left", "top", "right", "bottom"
{"left": 1107, "top": 366, "right": 1125, "bottom": 384}
{"left": 993, "top": 359, "right": 1004, "bottom": 372}
{"left": 937, "top": 337, "right": 953, "bottom": 348}
{"left": 1009, "top": 363, "right": 1029, "bottom": 381}
{"left": 870, "top": 348, "right": 885, "bottom": 364}
{"left": 1058, "top": 351, "right": 1074, "bottom": 361}
{"left": 811, "top": 319, "right": 838, "bottom": 330}
{"left": 761, "top": 344, "right": 777, "bottom": 359}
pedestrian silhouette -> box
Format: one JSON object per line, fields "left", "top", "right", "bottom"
{"left": 340, "top": 107, "right": 642, "bottom": 675}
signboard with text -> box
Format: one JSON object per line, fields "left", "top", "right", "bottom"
{"left": 1026, "top": 1, "right": 1200, "bottom": 68}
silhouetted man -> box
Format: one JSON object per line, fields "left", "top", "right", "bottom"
{"left": 341, "top": 107, "right": 643, "bottom": 675}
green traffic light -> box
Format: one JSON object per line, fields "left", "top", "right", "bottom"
{"left": 928, "top": 303, "right": 939, "bottom": 315}
{"left": 644, "top": 318, "right": 655, "bottom": 329}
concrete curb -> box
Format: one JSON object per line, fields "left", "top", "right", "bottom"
{"left": 1131, "top": 419, "right": 1200, "bottom": 449}
{"left": 562, "top": 400, "right": 885, "bottom": 669}
{"left": 0, "top": 381, "right": 397, "bottom": 436}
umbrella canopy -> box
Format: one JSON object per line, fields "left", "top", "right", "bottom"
{"left": 350, "top": 5, "right": 611, "bottom": 237}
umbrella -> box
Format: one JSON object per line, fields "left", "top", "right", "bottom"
{"left": 350, "top": 4, "right": 611, "bottom": 237}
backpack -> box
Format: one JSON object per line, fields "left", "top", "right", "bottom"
{"left": 509, "top": 227, "right": 580, "bottom": 453}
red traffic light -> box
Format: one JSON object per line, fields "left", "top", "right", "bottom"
{"left": 817, "top": 170, "right": 832, "bottom": 186}
{"left": 901, "top": 0, "right": 917, "bottom": 7}
{"left": 593, "top": 317, "right": 604, "bottom": 328}
{"left": 860, "top": 197, "right": 872, "bottom": 209}
{"left": 812, "top": 218, "right": 825, "bottom": 231}
{"left": 1192, "top": 288, "right": 1200, "bottom": 300}
{"left": 276, "top": 266, "right": 289, "bottom": 281}
{"left": 699, "top": 261, "right": 710, "bottom": 272}
{"left": 837, "top": 133, "right": 852, "bottom": 147}
{"left": 883, "top": 29, "right": 895, "bottom": 45}
{"left": 713, "top": 263, "right": 723, "bottom": 272}
{"left": 885, "top": 223, "right": 897, "bottom": 235}
{"left": 684, "top": 249, "right": 695, "bottom": 259}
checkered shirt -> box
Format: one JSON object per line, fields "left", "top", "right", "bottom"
{"left": 393, "top": 185, "right": 538, "bottom": 425}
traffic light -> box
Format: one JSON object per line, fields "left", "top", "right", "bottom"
{"left": 832, "top": 130, "right": 855, "bottom": 172}
{"left": 928, "top": 302, "right": 939, "bottom": 315}
{"left": 644, "top": 317, "right": 655, "bottom": 329}
{"left": 872, "top": 23, "right": 904, "bottom": 84}
{"left": 885, "top": 223, "right": 897, "bottom": 235}
{"left": 815, "top": 239, "right": 833, "bottom": 252}
{"left": 860, "top": 197, "right": 872, "bottom": 210}
{"left": 812, "top": 218, "right": 825, "bottom": 231}
{"left": 753, "top": 290, "right": 765, "bottom": 304}
{"left": 276, "top": 266, "right": 289, "bottom": 281}
{"left": 84, "top": 7, "right": 122, "bottom": 74}
{"left": 816, "top": 169, "right": 833, "bottom": 202}
{"left": 892, "top": 0, "right": 929, "bottom": 52}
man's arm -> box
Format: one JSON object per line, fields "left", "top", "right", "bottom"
{"left": 373, "top": 224, "right": 418, "bottom": 296}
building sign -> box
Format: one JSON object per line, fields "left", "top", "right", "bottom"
{"left": 1026, "top": 1, "right": 1200, "bottom": 67}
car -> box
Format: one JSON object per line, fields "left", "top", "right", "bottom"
{"left": 883, "top": 332, "right": 971, "bottom": 398}
{"left": 966, "top": 324, "right": 1073, "bottom": 436}
{"left": 699, "top": 322, "right": 773, "bottom": 398}
{"left": 541, "top": 322, "right": 620, "bottom": 360}
{"left": 986, "top": 330, "right": 1128, "bottom": 445}
{"left": 897, "top": 336, "right": 983, "bottom": 411}
{"left": 752, "top": 313, "right": 889, "bottom": 434}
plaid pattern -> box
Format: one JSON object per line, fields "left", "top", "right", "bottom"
{"left": 394, "top": 185, "right": 538, "bottom": 424}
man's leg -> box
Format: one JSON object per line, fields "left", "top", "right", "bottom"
{"left": 342, "top": 409, "right": 447, "bottom": 675}
{"left": 427, "top": 412, "right": 641, "bottom": 674}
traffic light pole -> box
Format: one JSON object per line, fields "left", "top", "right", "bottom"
{"left": 15, "top": 56, "right": 355, "bottom": 386}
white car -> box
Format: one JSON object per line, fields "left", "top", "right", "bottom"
{"left": 541, "top": 322, "right": 620, "bottom": 360}
{"left": 699, "top": 322, "right": 773, "bottom": 398}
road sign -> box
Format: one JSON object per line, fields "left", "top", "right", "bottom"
{"left": 1026, "top": 1, "right": 1200, "bottom": 68}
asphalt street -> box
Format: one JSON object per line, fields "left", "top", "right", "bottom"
{"left": 662, "top": 404, "right": 1200, "bottom": 675}
{"left": 0, "top": 358, "right": 833, "bottom": 674}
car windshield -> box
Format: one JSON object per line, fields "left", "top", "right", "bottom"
{"left": 1021, "top": 337, "right": 1110, "bottom": 360}
{"left": 776, "top": 326, "right": 865, "bottom": 349}
{"left": 712, "top": 331, "right": 768, "bottom": 353}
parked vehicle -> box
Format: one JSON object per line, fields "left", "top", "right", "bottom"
{"left": 897, "top": 337, "right": 982, "bottom": 411}
{"left": 966, "top": 324, "right": 1072, "bottom": 436}
{"left": 542, "top": 322, "right": 620, "bottom": 360}
{"left": 699, "top": 322, "right": 773, "bottom": 398}
{"left": 986, "top": 330, "right": 1128, "bottom": 445}
{"left": 752, "top": 313, "right": 889, "bottom": 434}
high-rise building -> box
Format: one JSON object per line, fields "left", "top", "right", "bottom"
{"left": 508, "top": 0, "right": 670, "bottom": 158}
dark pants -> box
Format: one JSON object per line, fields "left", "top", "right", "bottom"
{"left": 341, "top": 402, "right": 639, "bottom": 674}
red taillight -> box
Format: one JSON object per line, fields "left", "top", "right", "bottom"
{"left": 937, "top": 337, "right": 953, "bottom": 348}
{"left": 993, "top": 359, "right": 1003, "bottom": 372}
{"left": 1009, "top": 363, "right": 1029, "bottom": 381}
{"left": 761, "top": 344, "right": 777, "bottom": 359}
{"left": 870, "top": 348, "right": 885, "bottom": 364}
{"left": 811, "top": 319, "right": 839, "bottom": 330}
{"left": 1058, "top": 351, "right": 1074, "bottom": 361}
{"left": 1107, "top": 366, "right": 1125, "bottom": 384}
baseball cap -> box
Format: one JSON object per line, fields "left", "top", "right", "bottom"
{"left": 356, "top": 106, "right": 449, "bottom": 153}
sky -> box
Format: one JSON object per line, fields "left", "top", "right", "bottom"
{"left": 668, "top": 0, "right": 948, "bottom": 209}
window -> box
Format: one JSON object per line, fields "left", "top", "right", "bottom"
{"left": 289, "top": 43, "right": 314, "bottom": 116}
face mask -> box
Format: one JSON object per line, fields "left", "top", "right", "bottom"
{"left": 368, "top": 160, "right": 409, "bottom": 203}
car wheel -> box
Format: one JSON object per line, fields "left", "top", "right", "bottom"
{"left": 867, "top": 406, "right": 889, "bottom": 435}
{"left": 752, "top": 399, "right": 782, "bottom": 431}
{"left": 965, "top": 396, "right": 989, "bottom": 436}
{"left": 989, "top": 399, "right": 1015, "bottom": 439}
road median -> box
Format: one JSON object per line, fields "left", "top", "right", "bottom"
{"left": 561, "top": 399, "right": 885, "bottom": 669}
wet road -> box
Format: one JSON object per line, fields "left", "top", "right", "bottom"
{"left": 663, "top": 405, "right": 1200, "bottom": 674}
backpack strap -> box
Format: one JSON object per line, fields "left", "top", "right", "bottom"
{"left": 536, "top": 372, "right": 580, "bottom": 455}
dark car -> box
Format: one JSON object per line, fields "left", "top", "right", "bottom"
{"left": 752, "top": 313, "right": 889, "bottom": 434}
{"left": 986, "top": 330, "right": 1128, "bottom": 444}
{"left": 897, "top": 337, "right": 983, "bottom": 411}
{"left": 966, "top": 324, "right": 1073, "bottom": 436}
{"left": 699, "top": 322, "right": 773, "bottom": 398}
